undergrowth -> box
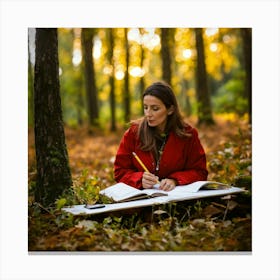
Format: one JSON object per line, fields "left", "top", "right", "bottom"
{"left": 28, "top": 118, "right": 252, "bottom": 251}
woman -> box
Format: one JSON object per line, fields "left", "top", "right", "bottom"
{"left": 114, "top": 81, "right": 208, "bottom": 191}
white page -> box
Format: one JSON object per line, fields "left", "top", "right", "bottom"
{"left": 99, "top": 182, "right": 143, "bottom": 201}
{"left": 168, "top": 181, "right": 230, "bottom": 194}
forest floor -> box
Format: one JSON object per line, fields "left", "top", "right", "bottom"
{"left": 28, "top": 115, "right": 252, "bottom": 251}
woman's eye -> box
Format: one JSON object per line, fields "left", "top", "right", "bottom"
{"left": 143, "top": 106, "right": 160, "bottom": 111}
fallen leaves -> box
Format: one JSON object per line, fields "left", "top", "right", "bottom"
{"left": 28, "top": 116, "right": 252, "bottom": 252}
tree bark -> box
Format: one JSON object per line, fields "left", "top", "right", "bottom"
{"left": 160, "top": 28, "right": 172, "bottom": 85}
{"left": 194, "top": 28, "right": 214, "bottom": 125}
{"left": 34, "top": 28, "right": 72, "bottom": 206}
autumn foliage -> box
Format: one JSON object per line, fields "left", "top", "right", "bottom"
{"left": 28, "top": 115, "right": 252, "bottom": 251}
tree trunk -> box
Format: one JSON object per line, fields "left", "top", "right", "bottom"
{"left": 139, "top": 28, "right": 146, "bottom": 113}
{"left": 81, "top": 28, "right": 99, "bottom": 129}
{"left": 183, "top": 78, "right": 192, "bottom": 117}
{"left": 139, "top": 46, "right": 145, "bottom": 113}
{"left": 124, "top": 28, "right": 131, "bottom": 123}
{"left": 240, "top": 28, "right": 252, "bottom": 124}
{"left": 194, "top": 28, "right": 214, "bottom": 125}
{"left": 77, "top": 76, "right": 84, "bottom": 126}
{"left": 34, "top": 28, "right": 72, "bottom": 206}
{"left": 71, "top": 28, "right": 84, "bottom": 126}
{"left": 160, "top": 28, "right": 172, "bottom": 85}
{"left": 108, "top": 28, "right": 116, "bottom": 131}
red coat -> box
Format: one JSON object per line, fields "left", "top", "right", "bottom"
{"left": 114, "top": 124, "right": 208, "bottom": 189}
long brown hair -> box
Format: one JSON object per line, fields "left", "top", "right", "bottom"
{"left": 132, "top": 81, "right": 191, "bottom": 152}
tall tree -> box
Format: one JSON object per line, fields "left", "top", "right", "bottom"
{"left": 108, "top": 28, "right": 116, "bottom": 131}
{"left": 72, "top": 28, "right": 84, "bottom": 126}
{"left": 182, "top": 78, "right": 192, "bottom": 117}
{"left": 160, "top": 28, "right": 172, "bottom": 85}
{"left": 139, "top": 28, "right": 146, "bottom": 113}
{"left": 34, "top": 28, "right": 72, "bottom": 206}
{"left": 76, "top": 74, "right": 84, "bottom": 126}
{"left": 124, "top": 28, "right": 131, "bottom": 123}
{"left": 81, "top": 28, "right": 99, "bottom": 129}
{"left": 240, "top": 28, "right": 252, "bottom": 124}
{"left": 194, "top": 28, "right": 214, "bottom": 125}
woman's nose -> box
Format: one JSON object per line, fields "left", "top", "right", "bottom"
{"left": 145, "top": 109, "right": 152, "bottom": 117}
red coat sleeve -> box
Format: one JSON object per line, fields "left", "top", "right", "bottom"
{"left": 114, "top": 126, "right": 143, "bottom": 189}
{"left": 168, "top": 128, "right": 208, "bottom": 185}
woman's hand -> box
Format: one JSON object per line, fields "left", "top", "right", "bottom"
{"left": 159, "top": 178, "right": 177, "bottom": 191}
{"left": 142, "top": 172, "right": 159, "bottom": 189}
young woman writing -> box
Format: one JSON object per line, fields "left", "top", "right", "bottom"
{"left": 114, "top": 81, "right": 208, "bottom": 191}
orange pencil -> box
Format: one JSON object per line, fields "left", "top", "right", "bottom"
{"left": 132, "top": 152, "right": 150, "bottom": 172}
{"left": 132, "top": 152, "right": 160, "bottom": 184}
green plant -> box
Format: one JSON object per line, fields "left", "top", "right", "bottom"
{"left": 72, "top": 169, "right": 103, "bottom": 204}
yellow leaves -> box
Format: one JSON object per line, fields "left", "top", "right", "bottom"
{"left": 72, "top": 171, "right": 101, "bottom": 205}
{"left": 203, "top": 28, "right": 240, "bottom": 80}
{"left": 201, "top": 115, "right": 252, "bottom": 183}
{"left": 55, "top": 198, "right": 67, "bottom": 210}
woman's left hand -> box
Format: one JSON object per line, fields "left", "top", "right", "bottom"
{"left": 159, "top": 178, "right": 177, "bottom": 191}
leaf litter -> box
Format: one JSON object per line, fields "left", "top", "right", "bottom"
{"left": 28, "top": 116, "right": 251, "bottom": 251}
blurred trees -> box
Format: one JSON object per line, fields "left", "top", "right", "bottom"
{"left": 34, "top": 28, "right": 72, "bottom": 206}
{"left": 139, "top": 28, "right": 146, "bottom": 113}
{"left": 123, "top": 28, "right": 131, "bottom": 123}
{"left": 194, "top": 28, "right": 214, "bottom": 125}
{"left": 161, "top": 28, "right": 172, "bottom": 85}
{"left": 28, "top": 27, "right": 252, "bottom": 131}
{"left": 81, "top": 28, "right": 99, "bottom": 129}
{"left": 108, "top": 28, "right": 117, "bottom": 132}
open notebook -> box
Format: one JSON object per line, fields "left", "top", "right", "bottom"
{"left": 62, "top": 181, "right": 244, "bottom": 216}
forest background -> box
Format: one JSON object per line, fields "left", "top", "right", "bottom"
{"left": 28, "top": 27, "right": 252, "bottom": 251}
{"left": 28, "top": 27, "right": 251, "bottom": 129}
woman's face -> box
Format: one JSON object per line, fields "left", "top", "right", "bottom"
{"left": 143, "top": 95, "right": 172, "bottom": 132}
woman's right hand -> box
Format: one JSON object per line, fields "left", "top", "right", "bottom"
{"left": 142, "top": 172, "right": 159, "bottom": 189}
